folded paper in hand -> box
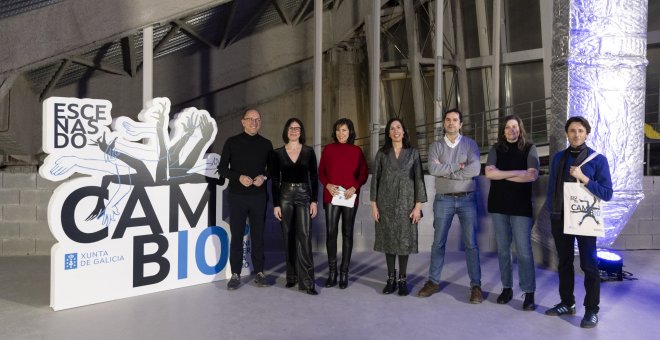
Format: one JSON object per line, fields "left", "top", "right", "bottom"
{"left": 331, "top": 186, "right": 356, "bottom": 207}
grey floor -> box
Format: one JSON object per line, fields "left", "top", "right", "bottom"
{"left": 1, "top": 250, "right": 659, "bottom": 340}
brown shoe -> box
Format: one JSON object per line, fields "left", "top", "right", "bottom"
{"left": 417, "top": 281, "right": 440, "bottom": 297}
{"left": 469, "top": 286, "right": 483, "bottom": 304}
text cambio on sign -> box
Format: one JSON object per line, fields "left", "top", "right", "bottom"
{"left": 40, "top": 97, "right": 249, "bottom": 310}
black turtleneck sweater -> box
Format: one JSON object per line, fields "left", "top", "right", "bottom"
{"left": 217, "top": 132, "right": 273, "bottom": 195}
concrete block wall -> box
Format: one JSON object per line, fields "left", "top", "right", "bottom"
{"left": 0, "top": 172, "right": 57, "bottom": 256}
{"left": 1, "top": 171, "right": 658, "bottom": 256}
{"left": 610, "top": 176, "right": 660, "bottom": 250}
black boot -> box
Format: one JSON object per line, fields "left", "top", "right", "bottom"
{"left": 523, "top": 292, "right": 536, "bottom": 311}
{"left": 497, "top": 288, "right": 513, "bottom": 304}
{"left": 382, "top": 270, "right": 397, "bottom": 294}
{"left": 325, "top": 262, "right": 337, "bottom": 288}
{"left": 397, "top": 274, "right": 408, "bottom": 296}
{"left": 339, "top": 271, "right": 348, "bottom": 289}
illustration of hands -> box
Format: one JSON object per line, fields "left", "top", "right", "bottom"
{"left": 86, "top": 202, "right": 120, "bottom": 227}
{"left": 182, "top": 114, "right": 198, "bottom": 136}
{"left": 49, "top": 156, "right": 77, "bottom": 178}
{"left": 199, "top": 115, "right": 213, "bottom": 140}
{"left": 85, "top": 198, "right": 108, "bottom": 222}
{"left": 122, "top": 120, "right": 155, "bottom": 139}
{"left": 89, "top": 132, "right": 118, "bottom": 159}
{"left": 149, "top": 99, "right": 169, "bottom": 128}
{"left": 99, "top": 205, "right": 121, "bottom": 227}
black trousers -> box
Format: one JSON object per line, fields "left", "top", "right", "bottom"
{"left": 324, "top": 203, "right": 357, "bottom": 272}
{"left": 228, "top": 192, "right": 267, "bottom": 274}
{"left": 279, "top": 183, "right": 315, "bottom": 289}
{"left": 551, "top": 218, "right": 600, "bottom": 313}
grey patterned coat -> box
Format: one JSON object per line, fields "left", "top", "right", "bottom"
{"left": 370, "top": 147, "right": 427, "bottom": 254}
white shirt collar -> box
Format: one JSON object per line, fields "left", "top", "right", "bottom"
{"left": 444, "top": 134, "right": 462, "bottom": 148}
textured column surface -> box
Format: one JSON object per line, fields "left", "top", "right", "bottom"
{"left": 541, "top": 0, "right": 648, "bottom": 249}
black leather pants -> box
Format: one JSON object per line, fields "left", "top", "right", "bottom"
{"left": 279, "top": 183, "right": 315, "bottom": 289}
{"left": 324, "top": 203, "right": 357, "bottom": 272}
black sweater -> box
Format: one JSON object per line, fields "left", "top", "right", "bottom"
{"left": 217, "top": 132, "right": 273, "bottom": 195}
{"left": 487, "top": 142, "right": 536, "bottom": 217}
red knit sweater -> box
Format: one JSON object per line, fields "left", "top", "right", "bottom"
{"left": 318, "top": 143, "right": 369, "bottom": 206}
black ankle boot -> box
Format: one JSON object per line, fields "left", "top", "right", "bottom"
{"left": 339, "top": 271, "right": 348, "bottom": 289}
{"left": 523, "top": 292, "right": 536, "bottom": 311}
{"left": 397, "top": 274, "right": 408, "bottom": 296}
{"left": 324, "top": 270, "right": 337, "bottom": 288}
{"left": 325, "top": 262, "right": 337, "bottom": 288}
{"left": 382, "top": 270, "right": 397, "bottom": 294}
{"left": 497, "top": 288, "right": 513, "bottom": 304}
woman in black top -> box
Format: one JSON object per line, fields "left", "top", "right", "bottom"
{"left": 271, "top": 118, "right": 319, "bottom": 295}
{"left": 485, "top": 115, "right": 539, "bottom": 310}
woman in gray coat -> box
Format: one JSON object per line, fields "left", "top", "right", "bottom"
{"left": 370, "top": 118, "right": 427, "bottom": 296}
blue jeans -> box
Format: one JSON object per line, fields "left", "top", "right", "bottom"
{"left": 491, "top": 213, "right": 536, "bottom": 293}
{"left": 428, "top": 192, "right": 481, "bottom": 287}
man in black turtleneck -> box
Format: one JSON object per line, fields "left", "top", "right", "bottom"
{"left": 217, "top": 109, "right": 273, "bottom": 290}
{"left": 544, "top": 116, "right": 613, "bottom": 328}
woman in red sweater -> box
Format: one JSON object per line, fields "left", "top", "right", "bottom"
{"left": 318, "top": 118, "right": 369, "bottom": 289}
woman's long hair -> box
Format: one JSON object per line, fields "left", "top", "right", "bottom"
{"left": 496, "top": 115, "right": 531, "bottom": 152}
{"left": 382, "top": 118, "right": 411, "bottom": 154}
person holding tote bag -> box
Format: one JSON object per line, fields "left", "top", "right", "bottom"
{"left": 544, "top": 116, "right": 613, "bottom": 328}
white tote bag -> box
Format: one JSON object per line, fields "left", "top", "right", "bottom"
{"left": 563, "top": 152, "right": 605, "bottom": 237}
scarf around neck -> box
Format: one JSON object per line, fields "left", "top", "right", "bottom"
{"left": 550, "top": 143, "right": 589, "bottom": 220}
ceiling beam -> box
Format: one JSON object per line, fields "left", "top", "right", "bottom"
{"left": 153, "top": 25, "right": 181, "bottom": 56}
{"left": 220, "top": 1, "right": 238, "bottom": 48}
{"left": 68, "top": 56, "right": 129, "bottom": 76}
{"left": 272, "top": 0, "right": 292, "bottom": 25}
{"left": 121, "top": 35, "right": 137, "bottom": 76}
{"left": 174, "top": 19, "right": 216, "bottom": 48}
{"left": 301, "top": 0, "right": 334, "bottom": 22}
{"left": 226, "top": 0, "right": 272, "bottom": 47}
{"left": 293, "top": 0, "right": 311, "bottom": 25}
{"left": 0, "top": 0, "right": 234, "bottom": 78}
{"left": 40, "top": 59, "right": 71, "bottom": 101}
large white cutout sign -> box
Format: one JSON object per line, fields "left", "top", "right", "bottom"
{"left": 40, "top": 97, "right": 233, "bottom": 310}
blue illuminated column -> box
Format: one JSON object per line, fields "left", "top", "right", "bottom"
{"left": 544, "top": 0, "right": 647, "bottom": 248}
